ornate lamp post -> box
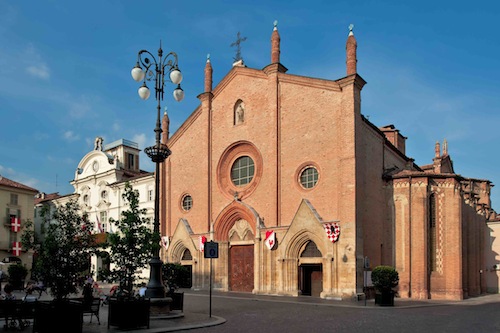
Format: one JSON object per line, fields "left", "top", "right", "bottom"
{"left": 131, "top": 42, "right": 184, "bottom": 298}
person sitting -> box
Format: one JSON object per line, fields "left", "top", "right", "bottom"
{"left": 34, "top": 280, "right": 46, "bottom": 297}
{"left": 82, "top": 282, "right": 93, "bottom": 305}
{"left": 2, "top": 284, "right": 16, "bottom": 300}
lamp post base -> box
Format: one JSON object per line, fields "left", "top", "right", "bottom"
{"left": 145, "top": 257, "right": 165, "bottom": 299}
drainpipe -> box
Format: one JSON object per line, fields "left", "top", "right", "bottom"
{"left": 408, "top": 175, "right": 412, "bottom": 298}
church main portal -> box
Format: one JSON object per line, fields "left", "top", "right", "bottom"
{"left": 229, "top": 245, "right": 254, "bottom": 292}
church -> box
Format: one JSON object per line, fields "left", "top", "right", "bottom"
{"left": 159, "top": 23, "right": 493, "bottom": 300}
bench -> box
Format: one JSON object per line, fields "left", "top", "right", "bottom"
{"left": 69, "top": 297, "right": 101, "bottom": 325}
{"left": 0, "top": 299, "right": 37, "bottom": 329}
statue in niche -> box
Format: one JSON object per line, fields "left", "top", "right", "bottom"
{"left": 235, "top": 103, "right": 245, "bottom": 125}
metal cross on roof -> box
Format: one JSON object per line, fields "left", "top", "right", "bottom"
{"left": 230, "top": 31, "right": 247, "bottom": 62}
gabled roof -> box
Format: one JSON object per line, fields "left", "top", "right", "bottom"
{"left": 34, "top": 192, "right": 62, "bottom": 205}
{"left": 0, "top": 176, "right": 38, "bottom": 193}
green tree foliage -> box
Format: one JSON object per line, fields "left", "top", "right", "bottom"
{"left": 371, "top": 265, "right": 399, "bottom": 293}
{"left": 24, "top": 200, "right": 95, "bottom": 300}
{"left": 20, "top": 219, "right": 36, "bottom": 252}
{"left": 106, "top": 183, "right": 153, "bottom": 295}
{"left": 162, "top": 263, "right": 190, "bottom": 293}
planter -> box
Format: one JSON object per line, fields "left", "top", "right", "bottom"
{"left": 375, "top": 291, "right": 395, "bottom": 306}
{"left": 108, "top": 298, "right": 150, "bottom": 329}
{"left": 168, "top": 292, "right": 184, "bottom": 311}
{"left": 33, "top": 300, "right": 83, "bottom": 333}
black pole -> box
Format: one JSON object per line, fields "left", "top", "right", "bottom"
{"left": 209, "top": 257, "right": 213, "bottom": 318}
{"left": 145, "top": 100, "right": 166, "bottom": 299}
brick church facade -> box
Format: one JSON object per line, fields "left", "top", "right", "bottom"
{"left": 160, "top": 24, "right": 493, "bottom": 300}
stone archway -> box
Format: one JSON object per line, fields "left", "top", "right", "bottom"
{"left": 214, "top": 201, "right": 262, "bottom": 292}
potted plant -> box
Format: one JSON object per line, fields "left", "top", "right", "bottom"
{"left": 7, "top": 263, "right": 28, "bottom": 290}
{"left": 162, "top": 263, "right": 189, "bottom": 311}
{"left": 371, "top": 265, "right": 399, "bottom": 306}
{"left": 105, "top": 183, "right": 153, "bottom": 329}
{"left": 23, "top": 200, "right": 95, "bottom": 333}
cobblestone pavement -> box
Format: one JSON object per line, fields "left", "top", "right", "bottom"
{"left": 3, "top": 285, "right": 500, "bottom": 332}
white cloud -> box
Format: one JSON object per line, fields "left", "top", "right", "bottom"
{"left": 0, "top": 165, "right": 15, "bottom": 176}
{"left": 26, "top": 64, "right": 50, "bottom": 80}
{"left": 132, "top": 133, "right": 148, "bottom": 150}
{"left": 63, "top": 130, "right": 79, "bottom": 142}
{"left": 68, "top": 97, "right": 92, "bottom": 119}
{"left": 0, "top": 165, "right": 39, "bottom": 189}
{"left": 24, "top": 44, "right": 50, "bottom": 80}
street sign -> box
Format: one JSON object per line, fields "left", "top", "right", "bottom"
{"left": 204, "top": 241, "right": 219, "bottom": 259}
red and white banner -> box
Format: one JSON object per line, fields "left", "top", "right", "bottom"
{"left": 12, "top": 242, "right": 21, "bottom": 256}
{"left": 11, "top": 217, "right": 20, "bottom": 233}
{"left": 199, "top": 236, "right": 207, "bottom": 252}
{"left": 161, "top": 236, "right": 170, "bottom": 251}
{"left": 96, "top": 216, "right": 104, "bottom": 233}
{"left": 323, "top": 222, "right": 340, "bottom": 243}
{"left": 264, "top": 230, "right": 277, "bottom": 250}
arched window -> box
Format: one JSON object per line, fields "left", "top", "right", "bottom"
{"left": 300, "top": 241, "right": 322, "bottom": 257}
{"left": 181, "top": 249, "right": 193, "bottom": 261}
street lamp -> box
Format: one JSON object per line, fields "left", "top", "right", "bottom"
{"left": 132, "top": 42, "right": 184, "bottom": 298}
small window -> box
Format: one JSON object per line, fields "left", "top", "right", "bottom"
{"left": 127, "top": 153, "right": 135, "bottom": 169}
{"left": 299, "top": 167, "right": 319, "bottom": 189}
{"left": 83, "top": 194, "right": 89, "bottom": 205}
{"left": 148, "top": 189, "right": 154, "bottom": 201}
{"left": 100, "top": 211, "right": 108, "bottom": 232}
{"left": 101, "top": 190, "right": 107, "bottom": 200}
{"left": 182, "top": 195, "right": 193, "bottom": 211}
{"left": 231, "top": 156, "right": 255, "bottom": 186}
{"left": 181, "top": 249, "right": 193, "bottom": 260}
{"left": 10, "top": 194, "right": 18, "bottom": 205}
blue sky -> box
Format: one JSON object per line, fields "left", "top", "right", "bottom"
{"left": 1, "top": 1, "right": 499, "bottom": 208}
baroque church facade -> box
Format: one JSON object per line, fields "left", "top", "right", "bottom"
{"left": 35, "top": 137, "right": 155, "bottom": 281}
{"left": 157, "top": 24, "right": 493, "bottom": 300}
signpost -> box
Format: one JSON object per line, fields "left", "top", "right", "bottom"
{"left": 204, "top": 241, "right": 219, "bottom": 317}
{"left": 363, "top": 256, "right": 369, "bottom": 306}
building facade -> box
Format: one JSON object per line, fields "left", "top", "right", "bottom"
{"left": 160, "top": 24, "right": 494, "bottom": 300}
{"left": 0, "top": 176, "right": 37, "bottom": 273}
{"left": 36, "top": 137, "right": 155, "bottom": 281}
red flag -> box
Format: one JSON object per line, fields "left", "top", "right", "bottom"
{"left": 264, "top": 230, "right": 277, "bottom": 250}
{"left": 199, "top": 236, "right": 207, "bottom": 252}
{"left": 12, "top": 242, "right": 21, "bottom": 256}
{"left": 11, "top": 217, "right": 21, "bottom": 233}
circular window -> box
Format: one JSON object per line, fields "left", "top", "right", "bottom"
{"left": 217, "top": 141, "right": 263, "bottom": 200}
{"left": 181, "top": 194, "right": 193, "bottom": 211}
{"left": 299, "top": 166, "right": 319, "bottom": 189}
{"left": 231, "top": 156, "right": 255, "bottom": 187}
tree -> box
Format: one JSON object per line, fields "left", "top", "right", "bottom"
{"left": 23, "top": 200, "right": 95, "bottom": 300}
{"left": 106, "top": 183, "right": 153, "bottom": 295}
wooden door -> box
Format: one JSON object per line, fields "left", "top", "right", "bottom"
{"left": 229, "top": 245, "right": 254, "bottom": 292}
